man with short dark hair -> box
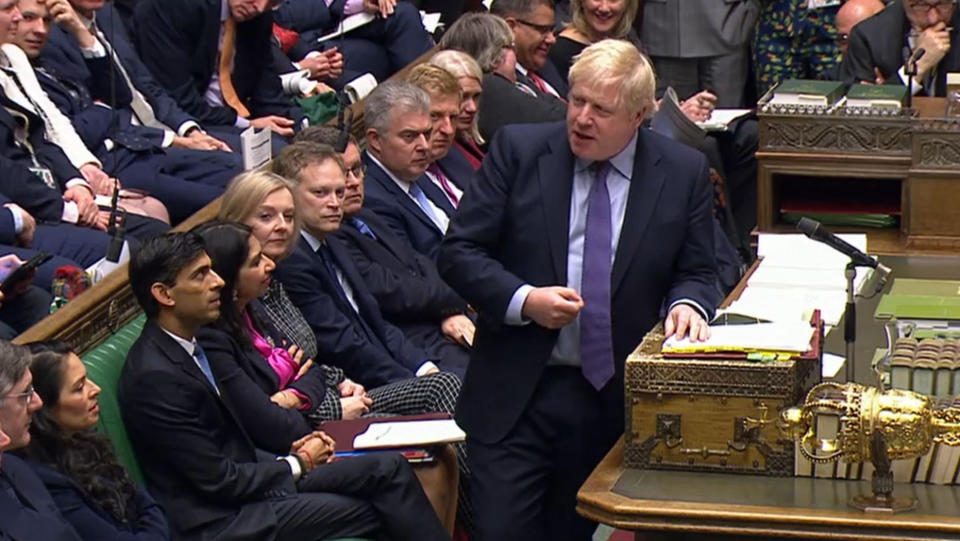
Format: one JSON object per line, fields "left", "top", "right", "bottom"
{"left": 491, "top": 0, "right": 568, "bottom": 97}
{"left": 121, "top": 232, "right": 449, "bottom": 541}
{"left": 839, "top": 0, "right": 955, "bottom": 95}
{"left": 0, "top": 340, "right": 83, "bottom": 541}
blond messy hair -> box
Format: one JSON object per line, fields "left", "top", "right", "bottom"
{"left": 568, "top": 39, "right": 656, "bottom": 116}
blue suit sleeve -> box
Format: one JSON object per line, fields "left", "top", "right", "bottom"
{"left": 45, "top": 481, "right": 170, "bottom": 541}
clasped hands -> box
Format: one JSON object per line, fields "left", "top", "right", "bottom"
{"left": 520, "top": 285, "right": 709, "bottom": 341}
{"left": 290, "top": 431, "right": 336, "bottom": 472}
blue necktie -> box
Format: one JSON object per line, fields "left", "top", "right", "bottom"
{"left": 192, "top": 343, "right": 219, "bottom": 394}
{"left": 580, "top": 161, "right": 615, "bottom": 390}
{"left": 408, "top": 183, "right": 443, "bottom": 230}
{"left": 351, "top": 217, "right": 377, "bottom": 240}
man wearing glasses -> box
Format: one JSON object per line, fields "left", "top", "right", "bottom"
{"left": 0, "top": 340, "right": 83, "bottom": 541}
{"left": 841, "top": 0, "right": 960, "bottom": 96}
{"left": 491, "top": 0, "right": 569, "bottom": 100}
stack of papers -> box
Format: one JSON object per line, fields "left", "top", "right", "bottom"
{"left": 718, "top": 233, "right": 872, "bottom": 326}
{"left": 354, "top": 419, "right": 466, "bottom": 450}
{"left": 696, "top": 109, "right": 752, "bottom": 132}
{"left": 663, "top": 321, "right": 815, "bottom": 355}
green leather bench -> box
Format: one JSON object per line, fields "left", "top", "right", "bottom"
{"left": 80, "top": 314, "right": 370, "bottom": 541}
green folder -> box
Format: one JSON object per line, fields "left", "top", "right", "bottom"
{"left": 875, "top": 294, "right": 960, "bottom": 320}
{"left": 890, "top": 278, "right": 960, "bottom": 297}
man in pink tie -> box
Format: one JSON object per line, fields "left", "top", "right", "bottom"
{"left": 406, "top": 64, "right": 468, "bottom": 208}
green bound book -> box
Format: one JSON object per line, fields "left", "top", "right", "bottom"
{"left": 890, "top": 278, "right": 960, "bottom": 297}
{"left": 845, "top": 84, "right": 908, "bottom": 109}
{"left": 769, "top": 79, "right": 846, "bottom": 107}
{"left": 875, "top": 294, "right": 960, "bottom": 321}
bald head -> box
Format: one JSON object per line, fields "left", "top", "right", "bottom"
{"left": 837, "top": 0, "right": 885, "bottom": 54}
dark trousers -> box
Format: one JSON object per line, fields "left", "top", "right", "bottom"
{"left": 0, "top": 285, "right": 51, "bottom": 338}
{"left": 274, "top": 452, "right": 449, "bottom": 541}
{"left": 467, "top": 367, "right": 623, "bottom": 541}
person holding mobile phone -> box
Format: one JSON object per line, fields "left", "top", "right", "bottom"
{"left": 0, "top": 253, "right": 52, "bottom": 339}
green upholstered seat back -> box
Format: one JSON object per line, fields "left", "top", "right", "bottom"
{"left": 81, "top": 314, "right": 146, "bottom": 484}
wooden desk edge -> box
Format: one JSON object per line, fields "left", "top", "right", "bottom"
{"left": 577, "top": 438, "right": 960, "bottom": 538}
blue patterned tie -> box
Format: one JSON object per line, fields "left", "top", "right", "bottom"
{"left": 580, "top": 161, "right": 614, "bottom": 390}
{"left": 192, "top": 343, "right": 219, "bottom": 394}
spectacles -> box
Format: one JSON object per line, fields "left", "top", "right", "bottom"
{"left": 906, "top": 0, "right": 957, "bottom": 14}
{"left": 1, "top": 385, "right": 35, "bottom": 408}
{"left": 515, "top": 18, "right": 555, "bottom": 37}
{"left": 346, "top": 164, "right": 366, "bottom": 179}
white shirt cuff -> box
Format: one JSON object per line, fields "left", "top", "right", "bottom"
{"left": 79, "top": 39, "right": 107, "bottom": 58}
{"left": 898, "top": 65, "right": 924, "bottom": 95}
{"left": 668, "top": 298, "right": 709, "bottom": 322}
{"left": 161, "top": 130, "right": 176, "bottom": 148}
{"left": 7, "top": 207, "right": 22, "bottom": 234}
{"left": 65, "top": 178, "right": 93, "bottom": 192}
{"left": 416, "top": 361, "right": 439, "bottom": 376}
{"left": 278, "top": 455, "right": 302, "bottom": 481}
{"left": 234, "top": 116, "right": 250, "bottom": 129}
{"left": 61, "top": 201, "right": 80, "bottom": 223}
{"left": 177, "top": 121, "right": 202, "bottom": 137}
{"left": 505, "top": 284, "right": 534, "bottom": 325}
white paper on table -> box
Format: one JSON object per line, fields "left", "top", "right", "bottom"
{"left": 757, "top": 233, "right": 868, "bottom": 269}
{"left": 821, "top": 353, "right": 845, "bottom": 379}
{"left": 353, "top": 419, "right": 466, "bottom": 449}
{"left": 241, "top": 126, "right": 272, "bottom": 171}
{"left": 662, "top": 321, "right": 815, "bottom": 354}
{"left": 696, "top": 108, "right": 752, "bottom": 131}
{"left": 316, "top": 12, "right": 376, "bottom": 42}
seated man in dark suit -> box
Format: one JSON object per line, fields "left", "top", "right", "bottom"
{"left": 296, "top": 126, "right": 472, "bottom": 378}
{"left": 0, "top": 340, "right": 83, "bottom": 541}
{"left": 840, "top": 0, "right": 958, "bottom": 96}
{"left": 270, "top": 142, "right": 460, "bottom": 384}
{"left": 0, "top": 253, "right": 52, "bottom": 338}
{"left": 274, "top": 0, "right": 433, "bottom": 85}
{"left": 406, "top": 64, "right": 472, "bottom": 208}
{"left": 13, "top": 0, "right": 242, "bottom": 223}
{"left": 133, "top": 0, "right": 302, "bottom": 139}
{"left": 362, "top": 81, "right": 455, "bottom": 261}
{"left": 491, "top": 0, "right": 569, "bottom": 99}
{"left": 120, "top": 232, "right": 449, "bottom": 541}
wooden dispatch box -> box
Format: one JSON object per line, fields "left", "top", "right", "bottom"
{"left": 624, "top": 319, "right": 822, "bottom": 477}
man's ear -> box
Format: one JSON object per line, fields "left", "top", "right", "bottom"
{"left": 150, "top": 282, "right": 176, "bottom": 310}
{"left": 366, "top": 128, "right": 382, "bottom": 154}
{"left": 504, "top": 16, "right": 518, "bottom": 31}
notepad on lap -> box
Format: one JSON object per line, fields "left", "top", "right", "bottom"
{"left": 353, "top": 419, "right": 466, "bottom": 450}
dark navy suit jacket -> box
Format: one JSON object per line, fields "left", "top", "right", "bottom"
{"left": 42, "top": 5, "right": 195, "bottom": 136}
{"left": 434, "top": 147, "right": 475, "bottom": 195}
{"left": 25, "top": 462, "right": 170, "bottom": 541}
{"left": 362, "top": 153, "right": 455, "bottom": 261}
{"left": 133, "top": 0, "right": 301, "bottom": 127}
{"left": 0, "top": 454, "right": 82, "bottom": 541}
{"left": 438, "top": 122, "right": 720, "bottom": 444}
{"left": 274, "top": 234, "right": 430, "bottom": 388}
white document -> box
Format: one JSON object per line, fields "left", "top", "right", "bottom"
{"left": 316, "top": 12, "right": 377, "bottom": 42}
{"left": 696, "top": 108, "right": 752, "bottom": 132}
{"left": 420, "top": 11, "right": 442, "bottom": 34}
{"left": 353, "top": 419, "right": 466, "bottom": 449}
{"left": 757, "top": 233, "right": 868, "bottom": 269}
{"left": 241, "top": 126, "right": 272, "bottom": 171}
{"left": 662, "top": 321, "right": 815, "bottom": 354}
{"left": 344, "top": 73, "right": 378, "bottom": 103}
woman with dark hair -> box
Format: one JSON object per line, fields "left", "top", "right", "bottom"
{"left": 19, "top": 340, "right": 170, "bottom": 541}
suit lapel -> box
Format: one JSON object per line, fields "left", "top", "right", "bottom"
{"left": 611, "top": 131, "right": 666, "bottom": 295}
{"left": 538, "top": 135, "right": 575, "bottom": 283}
{"left": 359, "top": 209, "right": 416, "bottom": 268}
{"left": 369, "top": 161, "right": 442, "bottom": 232}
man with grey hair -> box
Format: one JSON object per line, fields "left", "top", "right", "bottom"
{"left": 0, "top": 340, "right": 84, "bottom": 540}
{"left": 362, "top": 81, "right": 455, "bottom": 261}
{"left": 438, "top": 39, "right": 719, "bottom": 541}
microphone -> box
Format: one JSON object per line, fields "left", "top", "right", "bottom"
{"left": 796, "top": 217, "right": 891, "bottom": 277}
{"left": 333, "top": 91, "right": 352, "bottom": 153}
{"left": 910, "top": 47, "right": 927, "bottom": 66}
{"left": 105, "top": 182, "right": 127, "bottom": 263}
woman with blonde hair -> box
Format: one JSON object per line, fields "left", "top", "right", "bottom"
{"left": 549, "top": 0, "right": 640, "bottom": 79}
{"left": 429, "top": 50, "right": 485, "bottom": 168}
